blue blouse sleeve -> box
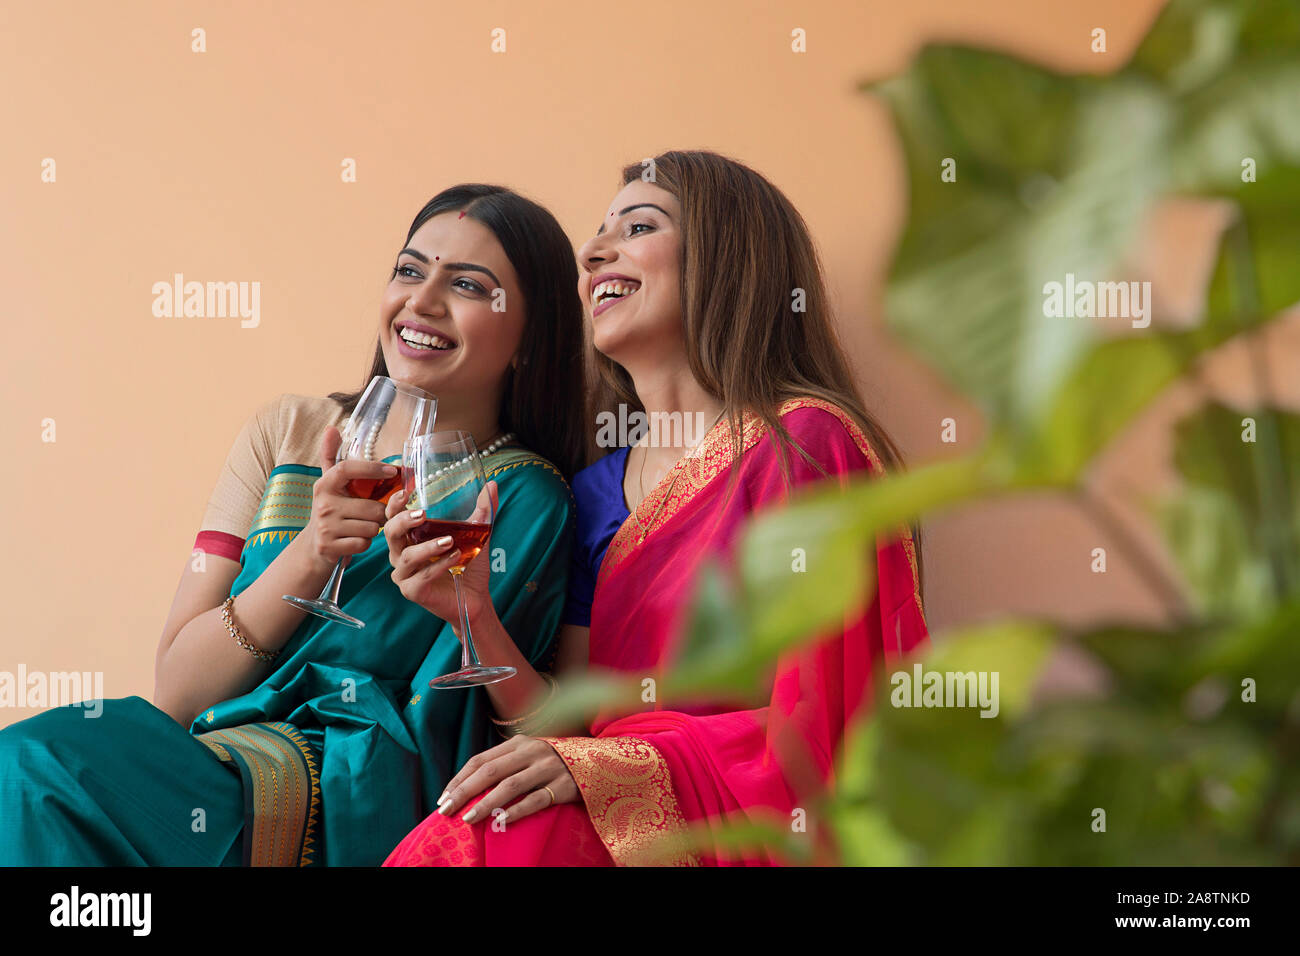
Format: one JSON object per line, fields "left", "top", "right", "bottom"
{"left": 562, "top": 448, "right": 631, "bottom": 628}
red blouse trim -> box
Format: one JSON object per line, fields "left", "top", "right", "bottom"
{"left": 193, "top": 530, "right": 245, "bottom": 563}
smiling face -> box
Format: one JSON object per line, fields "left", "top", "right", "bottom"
{"left": 576, "top": 180, "right": 683, "bottom": 365}
{"left": 379, "top": 211, "right": 525, "bottom": 405}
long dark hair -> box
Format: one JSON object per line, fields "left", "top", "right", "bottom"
{"left": 592, "top": 150, "right": 923, "bottom": 593}
{"left": 330, "top": 184, "right": 586, "bottom": 479}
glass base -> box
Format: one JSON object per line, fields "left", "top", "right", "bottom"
{"left": 282, "top": 594, "right": 366, "bottom": 629}
{"left": 428, "top": 665, "right": 517, "bottom": 689}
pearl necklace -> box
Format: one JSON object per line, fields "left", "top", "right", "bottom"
{"left": 427, "top": 431, "right": 516, "bottom": 478}
{"left": 349, "top": 418, "right": 515, "bottom": 474}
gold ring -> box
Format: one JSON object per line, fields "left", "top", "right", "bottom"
{"left": 541, "top": 785, "right": 556, "bottom": 807}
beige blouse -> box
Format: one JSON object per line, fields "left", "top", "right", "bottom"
{"left": 196, "top": 393, "right": 349, "bottom": 558}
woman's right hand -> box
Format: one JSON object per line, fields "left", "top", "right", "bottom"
{"left": 298, "top": 426, "right": 395, "bottom": 571}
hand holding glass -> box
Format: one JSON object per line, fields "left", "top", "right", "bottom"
{"left": 404, "top": 431, "right": 515, "bottom": 688}
{"left": 282, "top": 375, "right": 436, "bottom": 628}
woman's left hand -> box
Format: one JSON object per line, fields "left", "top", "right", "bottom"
{"left": 437, "top": 736, "right": 579, "bottom": 825}
{"left": 384, "top": 480, "right": 497, "bottom": 627}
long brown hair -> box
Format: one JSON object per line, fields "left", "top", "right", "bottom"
{"left": 331, "top": 184, "right": 586, "bottom": 479}
{"left": 592, "top": 150, "right": 922, "bottom": 589}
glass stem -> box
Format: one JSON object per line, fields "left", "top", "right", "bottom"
{"left": 450, "top": 569, "right": 482, "bottom": 670}
{"left": 320, "top": 554, "right": 351, "bottom": 604}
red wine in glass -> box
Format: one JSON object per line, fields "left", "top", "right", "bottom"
{"left": 281, "top": 376, "right": 436, "bottom": 628}
{"left": 346, "top": 469, "right": 407, "bottom": 504}
{"left": 408, "top": 518, "right": 491, "bottom": 568}
{"left": 404, "top": 431, "right": 515, "bottom": 688}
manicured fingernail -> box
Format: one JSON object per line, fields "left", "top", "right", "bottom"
{"left": 409, "top": 510, "right": 424, "bottom": 522}
{"left": 383, "top": 465, "right": 398, "bottom": 475}
{"left": 436, "top": 536, "right": 453, "bottom": 548}
{"left": 438, "top": 801, "right": 453, "bottom": 816}
{"left": 462, "top": 808, "right": 477, "bottom": 823}
{"left": 437, "top": 791, "right": 450, "bottom": 805}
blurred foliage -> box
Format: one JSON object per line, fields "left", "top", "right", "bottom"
{"left": 870, "top": 0, "right": 1300, "bottom": 437}
{"left": 1161, "top": 404, "right": 1300, "bottom": 619}
{"left": 544, "top": 0, "right": 1300, "bottom": 864}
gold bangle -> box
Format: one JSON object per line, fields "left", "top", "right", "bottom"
{"left": 490, "top": 673, "right": 556, "bottom": 730}
{"left": 221, "top": 596, "right": 278, "bottom": 663}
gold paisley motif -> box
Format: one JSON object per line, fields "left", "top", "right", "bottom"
{"left": 587, "top": 747, "right": 661, "bottom": 786}
{"left": 606, "top": 795, "right": 669, "bottom": 846}
{"left": 540, "top": 736, "right": 698, "bottom": 867}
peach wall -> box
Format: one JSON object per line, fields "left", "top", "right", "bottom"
{"left": 0, "top": 0, "right": 1182, "bottom": 726}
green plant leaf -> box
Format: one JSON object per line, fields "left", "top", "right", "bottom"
{"left": 1197, "top": 167, "right": 1300, "bottom": 347}
{"left": 868, "top": 1, "right": 1299, "bottom": 449}
{"left": 923, "top": 621, "right": 1056, "bottom": 721}
{"left": 1161, "top": 403, "right": 1300, "bottom": 610}
{"left": 736, "top": 455, "right": 993, "bottom": 648}
{"left": 1014, "top": 335, "right": 1185, "bottom": 484}
{"left": 1130, "top": 0, "right": 1244, "bottom": 94}
{"left": 867, "top": 43, "right": 1176, "bottom": 428}
{"left": 661, "top": 561, "right": 770, "bottom": 700}
{"left": 828, "top": 798, "right": 915, "bottom": 866}
{"left": 526, "top": 672, "right": 636, "bottom": 735}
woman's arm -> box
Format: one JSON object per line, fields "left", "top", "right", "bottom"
{"left": 448, "top": 616, "right": 588, "bottom": 717}
{"left": 153, "top": 530, "right": 337, "bottom": 727}
{"left": 154, "top": 426, "right": 393, "bottom": 728}
{"left": 552, "top": 624, "right": 589, "bottom": 677}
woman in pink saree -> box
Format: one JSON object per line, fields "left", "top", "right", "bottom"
{"left": 382, "top": 151, "right": 928, "bottom": 866}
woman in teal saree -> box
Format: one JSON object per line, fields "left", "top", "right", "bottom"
{"left": 0, "top": 184, "right": 587, "bottom": 866}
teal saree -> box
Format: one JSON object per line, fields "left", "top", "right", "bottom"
{"left": 0, "top": 447, "right": 572, "bottom": 866}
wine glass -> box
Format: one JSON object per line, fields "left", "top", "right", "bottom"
{"left": 404, "top": 431, "right": 515, "bottom": 688}
{"left": 282, "top": 376, "right": 437, "bottom": 628}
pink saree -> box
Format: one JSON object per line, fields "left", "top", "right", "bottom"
{"left": 383, "top": 398, "right": 928, "bottom": 866}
